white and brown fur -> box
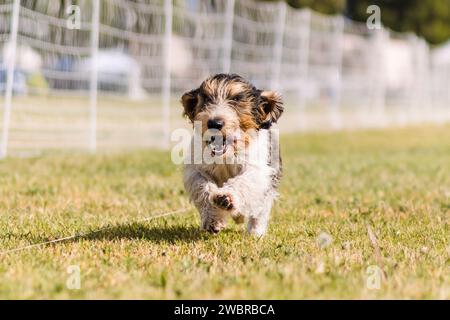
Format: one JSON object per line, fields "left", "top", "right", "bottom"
{"left": 181, "top": 74, "right": 283, "bottom": 236}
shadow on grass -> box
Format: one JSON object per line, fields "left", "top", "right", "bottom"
{"left": 1, "top": 222, "right": 241, "bottom": 252}
{"left": 82, "top": 222, "right": 205, "bottom": 244}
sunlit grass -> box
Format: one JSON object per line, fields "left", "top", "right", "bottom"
{"left": 0, "top": 125, "right": 448, "bottom": 299}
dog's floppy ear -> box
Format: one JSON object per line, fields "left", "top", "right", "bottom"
{"left": 257, "top": 90, "right": 284, "bottom": 128}
{"left": 181, "top": 89, "right": 199, "bottom": 122}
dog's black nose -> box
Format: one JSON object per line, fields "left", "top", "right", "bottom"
{"left": 207, "top": 118, "right": 224, "bottom": 130}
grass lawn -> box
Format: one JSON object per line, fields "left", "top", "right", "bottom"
{"left": 0, "top": 125, "right": 449, "bottom": 299}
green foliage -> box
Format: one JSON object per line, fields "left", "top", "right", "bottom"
{"left": 259, "top": 0, "right": 450, "bottom": 44}
{"left": 286, "top": 0, "right": 346, "bottom": 14}
{"left": 346, "top": 0, "right": 450, "bottom": 45}
{"left": 260, "top": 0, "right": 345, "bottom": 14}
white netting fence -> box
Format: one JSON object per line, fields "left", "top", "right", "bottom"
{"left": 0, "top": 0, "right": 449, "bottom": 157}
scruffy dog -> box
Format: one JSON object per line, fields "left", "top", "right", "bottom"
{"left": 181, "top": 74, "right": 283, "bottom": 236}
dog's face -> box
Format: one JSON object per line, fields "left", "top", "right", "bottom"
{"left": 181, "top": 74, "right": 283, "bottom": 157}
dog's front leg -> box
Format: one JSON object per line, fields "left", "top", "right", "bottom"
{"left": 247, "top": 197, "right": 274, "bottom": 236}
{"left": 211, "top": 167, "right": 274, "bottom": 235}
{"left": 184, "top": 169, "right": 228, "bottom": 233}
{"left": 208, "top": 183, "right": 247, "bottom": 225}
{"left": 198, "top": 202, "right": 228, "bottom": 234}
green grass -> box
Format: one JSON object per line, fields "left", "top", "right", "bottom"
{"left": 0, "top": 125, "right": 449, "bottom": 299}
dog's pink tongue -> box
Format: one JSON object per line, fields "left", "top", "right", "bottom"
{"left": 210, "top": 139, "right": 226, "bottom": 156}
{"left": 212, "top": 146, "right": 225, "bottom": 156}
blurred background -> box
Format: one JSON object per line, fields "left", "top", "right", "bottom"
{"left": 0, "top": 0, "right": 449, "bottom": 157}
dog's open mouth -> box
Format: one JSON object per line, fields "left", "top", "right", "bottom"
{"left": 207, "top": 135, "right": 235, "bottom": 157}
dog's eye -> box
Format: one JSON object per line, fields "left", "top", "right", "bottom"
{"left": 202, "top": 95, "right": 212, "bottom": 104}
{"left": 232, "top": 94, "right": 243, "bottom": 102}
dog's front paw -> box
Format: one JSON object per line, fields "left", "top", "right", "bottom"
{"left": 211, "top": 193, "right": 234, "bottom": 211}
{"left": 201, "top": 215, "right": 227, "bottom": 234}
{"left": 206, "top": 222, "right": 225, "bottom": 234}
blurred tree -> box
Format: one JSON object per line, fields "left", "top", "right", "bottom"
{"left": 286, "top": 0, "right": 345, "bottom": 14}
{"left": 259, "top": 0, "right": 450, "bottom": 44}
{"left": 259, "top": 0, "right": 345, "bottom": 14}
{"left": 346, "top": 0, "right": 450, "bottom": 45}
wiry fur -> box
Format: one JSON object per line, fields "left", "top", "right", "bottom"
{"left": 181, "top": 74, "right": 283, "bottom": 236}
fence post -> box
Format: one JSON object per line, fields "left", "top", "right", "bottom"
{"left": 222, "top": 0, "right": 235, "bottom": 73}
{"left": 271, "top": 1, "right": 287, "bottom": 90}
{"left": 89, "top": 0, "right": 100, "bottom": 152}
{"left": 297, "top": 8, "right": 311, "bottom": 130}
{"left": 330, "top": 15, "right": 344, "bottom": 129}
{"left": 0, "top": 0, "right": 20, "bottom": 159}
{"left": 407, "top": 34, "right": 421, "bottom": 124}
{"left": 421, "top": 38, "right": 432, "bottom": 123}
{"left": 371, "top": 27, "right": 386, "bottom": 123}
{"left": 162, "top": 0, "right": 173, "bottom": 149}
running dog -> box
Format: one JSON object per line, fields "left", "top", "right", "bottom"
{"left": 181, "top": 74, "right": 283, "bottom": 236}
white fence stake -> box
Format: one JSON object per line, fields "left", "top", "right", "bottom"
{"left": 0, "top": 0, "right": 20, "bottom": 159}
{"left": 161, "top": 0, "right": 173, "bottom": 149}
{"left": 330, "top": 15, "right": 344, "bottom": 129}
{"left": 89, "top": 0, "right": 100, "bottom": 152}
{"left": 271, "top": 1, "right": 287, "bottom": 90}
{"left": 298, "top": 9, "right": 311, "bottom": 130}
{"left": 371, "top": 27, "right": 386, "bottom": 123}
{"left": 222, "top": 0, "right": 235, "bottom": 74}
{"left": 421, "top": 39, "right": 433, "bottom": 122}
{"left": 407, "top": 34, "right": 421, "bottom": 124}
